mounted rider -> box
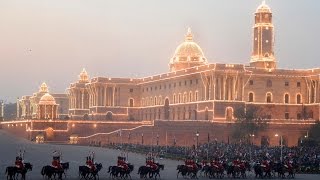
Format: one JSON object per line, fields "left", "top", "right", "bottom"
{"left": 15, "top": 150, "right": 25, "bottom": 171}
{"left": 117, "top": 152, "right": 129, "bottom": 171}
{"left": 185, "top": 156, "right": 196, "bottom": 171}
{"left": 146, "top": 153, "right": 158, "bottom": 171}
{"left": 86, "top": 151, "right": 96, "bottom": 172}
{"left": 51, "top": 150, "right": 62, "bottom": 170}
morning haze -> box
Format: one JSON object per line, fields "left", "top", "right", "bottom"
{"left": 0, "top": 0, "right": 319, "bottom": 102}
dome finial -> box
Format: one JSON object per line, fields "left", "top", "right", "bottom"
{"left": 262, "top": 0, "right": 266, "bottom": 5}
{"left": 39, "top": 82, "right": 49, "bottom": 93}
{"left": 79, "top": 68, "right": 89, "bottom": 82}
{"left": 185, "top": 27, "right": 193, "bottom": 41}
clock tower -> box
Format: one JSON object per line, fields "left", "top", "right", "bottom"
{"left": 250, "top": 1, "right": 276, "bottom": 69}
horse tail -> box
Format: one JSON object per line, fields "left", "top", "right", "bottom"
{"left": 41, "top": 166, "right": 45, "bottom": 176}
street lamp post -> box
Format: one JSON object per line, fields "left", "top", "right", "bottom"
{"left": 275, "top": 134, "right": 283, "bottom": 162}
{"left": 156, "top": 134, "right": 159, "bottom": 146}
{"left": 196, "top": 131, "right": 199, "bottom": 150}
{"left": 141, "top": 133, "right": 144, "bottom": 145}
{"left": 249, "top": 134, "right": 255, "bottom": 162}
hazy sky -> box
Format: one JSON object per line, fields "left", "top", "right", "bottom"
{"left": 0, "top": 0, "right": 319, "bottom": 103}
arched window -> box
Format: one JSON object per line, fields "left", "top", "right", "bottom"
{"left": 164, "top": 98, "right": 170, "bottom": 120}
{"left": 150, "top": 97, "right": 153, "bottom": 106}
{"left": 183, "top": 92, "right": 187, "bottom": 103}
{"left": 141, "top": 98, "right": 144, "bottom": 106}
{"left": 249, "top": 92, "right": 254, "bottom": 102}
{"left": 146, "top": 97, "right": 149, "bottom": 106}
{"left": 189, "top": 91, "right": 193, "bottom": 102}
{"left": 106, "top": 112, "right": 113, "bottom": 120}
{"left": 129, "top": 98, "right": 134, "bottom": 107}
{"left": 266, "top": 92, "right": 272, "bottom": 103}
{"left": 173, "top": 94, "right": 176, "bottom": 104}
{"left": 284, "top": 94, "right": 289, "bottom": 104}
{"left": 178, "top": 93, "right": 181, "bottom": 103}
{"left": 297, "top": 94, "right": 302, "bottom": 104}
{"left": 159, "top": 96, "right": 162, "bottom": 105}
{"left": 226, "top": 107, "right": 233, "bottom": 121}
{"left": 154, "top": 97, "right": 157, "bottom": 106}
{"left": 195, "top": 91, "right": 198, "bottom": 101}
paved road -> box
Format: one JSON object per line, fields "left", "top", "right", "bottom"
{"left": 0, "top": 130, "right": 319, "bottom": 180}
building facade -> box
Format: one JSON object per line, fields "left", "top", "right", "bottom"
{"left": 13, "top": 2, "right": 319, "bottom": 146}
{"left": 67, "top": 2, "right": 319, "bottom": 123}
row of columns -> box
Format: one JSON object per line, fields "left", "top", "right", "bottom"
{"left": 37, "top": 105, "right": 58, "bottom": 119}
{"left": 202, "top": 74, "right": 243, "bottom": 101}
{"left": 86, "top": 84, "right": 117, "bottom": 107}
{"left": 69, "top": 88, "right": 89, "bottom": 109}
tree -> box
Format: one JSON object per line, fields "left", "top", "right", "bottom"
{"left": 305, "top": 122, "right": 320, "bottom": 146}
{"left": 232, "top": 106, "right": 268, "bottom": 143}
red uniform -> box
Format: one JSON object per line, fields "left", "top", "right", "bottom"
{"left": 86, "top": 159, "right": 96, "bottom": 171}
{"left": 15, "top": 160, "right": 24, "bottom": 169}
{"left": 146, "top": 160, "right": 158, "bottom": 171}
{"left": 262, "top": 160, "right": 270, "bottom": 171}
{"left": 233, "top": 160, "right": 240, "bottom": 167}
{"left": 118, "top": 159, "right": 128, "bottom": 171}
{"left": 52, "top": 159, "right": 62, "bottom": 169}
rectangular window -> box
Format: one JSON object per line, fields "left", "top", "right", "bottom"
{"left": 285, "top": 112, "right": 289, "bottom": 119}
{"left": 285, "top": 81, "right": 289, "bottom": 86}
{"left": 297, "top": 82, "right": 301, "bottom": 87}
{"left": 129, "top": 88, "right": 133, "bottom": 93}
{"left": 249, "top": 80, "right": 253, "bottom": 85}
{"left": 190, "top": 80, "right": 192, "bottom": 85}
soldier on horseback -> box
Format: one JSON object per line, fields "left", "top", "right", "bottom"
{"left": 146, "top": 153, "right": 158, "bottom": 171}
{"left": 117, "top": 152, "right": 129, "bottom": 171}
{"left": 185, "top": 156, "right": 196, "bottom": 171}
{"left": 86, "top": 151, "right": 96, "bottom": 172}
{"left": 15, "top": 150, "right": 25, "bottom": 171}
{"left": 51, "top": 150, "right": 62, "bottom": 170}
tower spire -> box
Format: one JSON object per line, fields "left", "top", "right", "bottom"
{"left": 250, "top": 1, "right": 276, "bottom": 69}
{"left": 185, "top": 27, "right": 193, "bottom": 41}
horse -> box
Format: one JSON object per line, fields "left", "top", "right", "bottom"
{"left": 176, "top": 164, "right": 198, "bottom": 179}
{"left": 41, "top": 166, "right": 64, "bottom": 180}
{"left": 109, "top": 164, "right": 135, "bottom": 179}
{"left": 119, "top": 163, "right": 134, "bottom": 179}
{"left": 79, "top": 163, "right": 102, "bottom": 180}
{"left": 253, "top": 163, "right": 264, "bottom": 179}
{"left": 137, "top": 165, "right": 150, "bottom": 179}
{"left": 5, "top": 162, "right": 33, "bottom": 180}
{"left": 149, "top": 163, "right": 164, "bottom": 179}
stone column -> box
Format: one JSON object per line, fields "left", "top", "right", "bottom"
{"left": 112, "top": 86, "right": 115, "bottom": 106}
{"left": 16, "top": 98, "right": 20, "bottom": 119}
{"left": 222, "top": 76, "right": 226, "bottom": 100}
{"left": 104, "top": 85, "right": 108, "bottom": 106}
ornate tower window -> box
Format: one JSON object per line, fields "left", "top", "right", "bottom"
{"left": 249, "top": 92, "right": 254, "bottom": 102}
{"left": 266, "top": 92, "right": 272, "bottom": 103}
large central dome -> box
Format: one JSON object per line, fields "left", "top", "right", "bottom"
{"left": 169, "top": 28, "right": 207, "bottom": 72}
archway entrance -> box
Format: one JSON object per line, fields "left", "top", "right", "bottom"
{"left": 45, "top": 127, "right": 54, "bottom": 141}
